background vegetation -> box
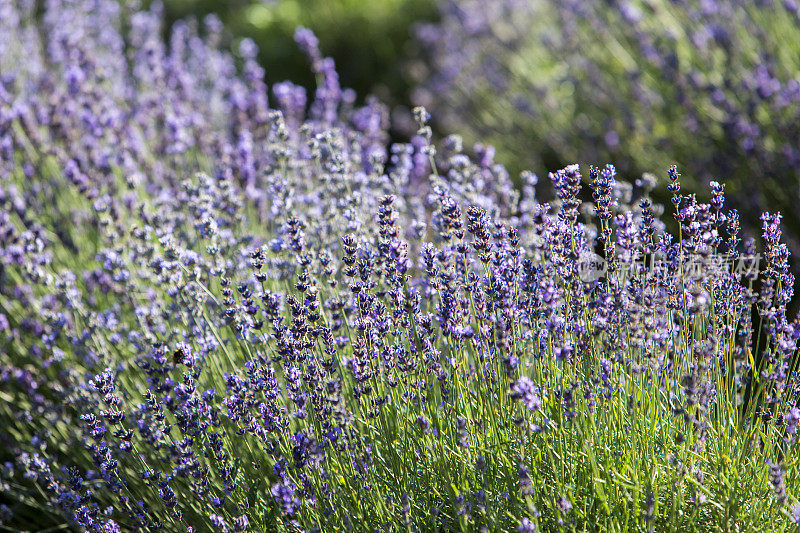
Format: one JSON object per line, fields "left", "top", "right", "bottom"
{"left": 160, "top": 0, "right": 436, "bottom": 108}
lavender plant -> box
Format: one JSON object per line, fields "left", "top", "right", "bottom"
{"left": 1, "top": 0, "right": 799, "bottom": 531}
{"left": 413, "top": 0, "right": 800, "bottom": 253}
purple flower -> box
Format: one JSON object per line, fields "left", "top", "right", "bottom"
{"left": 786, "top": 406, "right": 800, "bottom": 439}
{"left": 511, "top": 377, "right": 542, "bottom": 412}
{"left": 294, "top": 27, "right": 320, "bottom": 58}
{"left": 271, "top": 481, "right": 301, "bottom": 515}
{"left": 557, "top": 495, "right": 572, "bottom": 513}
{"left": 209, "top": 514, "right": 229, "bottom": 532}
{"left": 791, "top": 503, "right": 800, "bottom": 525}
{"left": 518, "top": 517, "right": 536, "bottom": 533}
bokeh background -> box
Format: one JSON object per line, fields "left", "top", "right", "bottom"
{"left": 159, "top": 0, "right": 436, "bottom": 108}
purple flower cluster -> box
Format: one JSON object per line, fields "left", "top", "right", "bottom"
{"left": 0, "top": 0, "right": 798, "bottom": 531}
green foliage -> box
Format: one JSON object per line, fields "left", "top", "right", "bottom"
{"left": 162, "top": 0, "right": 436, "bottom": 104}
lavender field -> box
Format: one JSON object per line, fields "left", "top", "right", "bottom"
{"left": 1, "top": 1, "right": 799, "bottom": 532}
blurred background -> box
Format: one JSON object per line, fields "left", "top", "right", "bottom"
{"left": 159, "top": 0, "right": 436, "bottom": 108}
{"left": 156, "top": 0, "right": 800, "bottom": 269}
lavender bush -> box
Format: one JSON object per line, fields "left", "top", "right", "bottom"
{"left": 413, "top": 0, "right": 800, "bottom": 253}
{"left": 1, "top": 0, "right": 799, "bottom": 531}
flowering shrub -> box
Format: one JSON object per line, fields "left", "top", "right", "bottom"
{"left": 413, "top": 0, "right": 800, "bottom": 252}
{"left": 1, "top": 0, "right": 799, "bottom": 531}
